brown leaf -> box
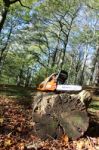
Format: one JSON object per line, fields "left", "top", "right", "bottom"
{"left": 17, "top": 127, "right": 22, "bottom": 132}
{"left": 17, "top": 142, "right": 25, "bottom": 150}
{"left": 60, "top": 134, "right": 69, "bottom": 144}
{"left": 0, "top": 117, "right": 4, "bottom": 124}
{"left": 4, "top": 139, "right": 12, "bottom": 147}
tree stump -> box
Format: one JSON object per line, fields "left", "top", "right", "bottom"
{"left": 88, "top": 100, "right": 99, "bottom": 124}
{"left": 32, "top": 90, "right": 91, "bottom": 140}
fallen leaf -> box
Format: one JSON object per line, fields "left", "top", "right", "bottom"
{"left": 0, "top": 117, "right": 4, "bottom": 124}
{"left": 76, "top": 140, "right": 85, "bottom": 150}
{"left": 17, "top": 127, "right": 22, "bottom": 132}
{"left": 17, "top": 142, "right": 25, "bottom": 150}
{"left": 4, "top": 139, "right": 12, "bottom": 147}
{"left": 60, "top": 134, "right": 69, "bottom": 144}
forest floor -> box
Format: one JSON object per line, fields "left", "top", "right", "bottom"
{"left": 0, "top": 85, "right": 99, "bottom": 150}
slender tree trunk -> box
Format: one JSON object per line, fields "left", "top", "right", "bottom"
{"left": 74, "top": 63, "right": 80, "bottom": 84}
{"left": 0, "top": 0, "right": 20, "bottom": 32}
{"left": 79, "top": 47, "right": 89, "bottom": 85}
{"left": 60, "top": 7, "right": 80, "bottom": 69}
{"left": 94, "top": 46, "right": 99, "bottom": 86}
{"left": 74, "top": 58, "right": 82, "bottom": 84}
{"left": 0, "top": 8, "right": 9, "bottom": 33}
{"left": 25, "top": 68, "right": 31, "bottom": 87}
{"left": 90, "top": 46, "right": 99, "bottom": 84}
{"left": 52, "top": 30, "right": 61, "bottom": 67}
{"left": 17, "top": 68, "right": 24, "bottom": 86}
{"left": 0, "top": 0, "right": 10, "bottom": 33}
{"left": 60, "top": 38, "right": 68, "bottom": 69}
{"left": 0, "top": 24, "right": 12, "bottom": 74}
{"left": 67, "top": 56, "right": 73, "bottom": 83}
{"left": 96, "top": 63, "right": 99, "bottom": 86}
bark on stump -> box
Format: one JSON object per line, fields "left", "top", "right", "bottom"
{"left": 86, "top": 88, "right": 99, "bottom": 124}
{"left": 88, "top": 99, "right": 99, "bottom": 124}
{"left": 32, "top": 90, "right": 91, "bottom": 140}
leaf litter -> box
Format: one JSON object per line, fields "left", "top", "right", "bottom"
{"left": 0, "top": 95, "right": 99, "bottom": 150}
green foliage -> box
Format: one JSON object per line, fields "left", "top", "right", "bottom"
{"left": 0, "top": 0, "right": 98, "bottom": 86}
{"left": 32, "top": 66, "right": 58, "bottom": 86}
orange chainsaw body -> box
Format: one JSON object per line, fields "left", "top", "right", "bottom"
{"left": 37, "top": 71, "right": 68, "bottom": 92}
{"left": 37, "top": 74, "right": 57, "bottom": 91}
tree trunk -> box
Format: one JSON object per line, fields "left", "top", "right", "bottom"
{"left": 88, "top": 102, "right": 99, "bottom": 124}
{"left": 52, "top": 30, "right": 61, "bottom": 67}
{"left": 89, "top": 46, "right": 99, "bottom": 85}
{"left": 0, "top": 0, "right": 10, "bottom": 33}
{"left": 25, "top": 68, "right": 31, "bottom": 87}
{"left": 96, "top": 67, "right": 99, "bottom": 86}
{"left": 32, "top": 90, "right": 91, "bottom": 140}
{"left": 0, "top": 0, "right": 20, "bottom": 32}
{"left": 78, "top": 47, "right": 89, "bottom": 85}
{"left": 17, "top": 68, "right": 24, "bottom": 86}
{"left": 87, "top": 88, "right": 99, "bottom": 123}
{"left": 94, "top": 60, "right": 99, "bottom": 86}
{"left": 0, "top": 9, "right": 8, "bottom": 33}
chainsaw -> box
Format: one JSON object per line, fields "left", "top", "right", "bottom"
{"left": 37, "top": 70, "right": 82, "bottom": 92}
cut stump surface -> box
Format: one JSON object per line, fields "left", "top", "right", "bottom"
{"left": 32, "top": 90, "right": 91, "bottom": 140}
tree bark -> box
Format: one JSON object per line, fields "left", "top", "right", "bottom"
{"left": 87, "top": 88, "right": 99, "bottom": 124}
{"left": 0, "top": 0, "right": 10, "bottom": 33}
{"left": 0, "top": 25, "right": 12, "bottom": 73}
{"left": 17, "top": 68, "right": 24, "bottom": 86}
{"left": 32, "top": 90, "right": 91, "bottom": 140}
{"left": 60, "top": 7, "right": 80, "bottom": 69}
{"left": 78, "top": 47, "right": 89, "bottom": 85}
{"left": 0, "top": 0, "right": 24, "bottom": 32}
{"left": 89, "top": 46, "right": 99, "bottom": 85}
{"left": 0, "top": 7, "right": 9, "bottom": 33}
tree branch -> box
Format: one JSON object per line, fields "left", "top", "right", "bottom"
{"left": 87, "top": 4, "right": 98, "bottom": 10}
{"left": 9, "top": 0, "right": 19, "bottom": 4}
{"left": 32, "top": 52, "right": 47, "bottom": 68}
{"left": 10, "top": 0, "right": 31, "bottom": 9}
{"left": 18, "top": 0, "right": 31, "bottom": 9}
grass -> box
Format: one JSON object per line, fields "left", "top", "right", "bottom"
{"left": 0, "top": 84, "right": 34, "bottom": 107}
{"left": 0, "top": 84, "right": 32, "bottom": 97}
